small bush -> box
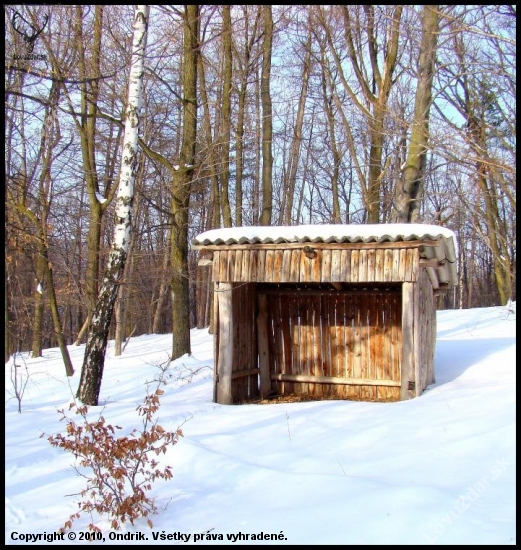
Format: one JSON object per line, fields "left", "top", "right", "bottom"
{"left": 46, "top": 379, "right": 183, "bottom": 532}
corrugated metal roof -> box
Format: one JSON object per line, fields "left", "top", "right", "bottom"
{"left": 193, "top": 224, "right": 459, "bottom": 288}
{"left": 192, "top": 223, "right": 456, "bottom": 248}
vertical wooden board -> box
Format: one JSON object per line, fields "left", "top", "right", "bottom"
{"left": 346, "top": 296, "right": 357, "bottom": 399}
{"left": 343, "top": 294, "right": 352, "bottom": 378}
{"left": 411, "top": 247, "right": 419, "bottom": 282}
{"left": 226, "top": 250, "right": 236, "bottom": 282}
{"left": 272, "top": 250, "right": 283, "bottom": 283}
{"left": 299, "top": 250, "right": 311, "bottom": 282}
{"left": 358, "top": 250, "right": 368, "bottom": 282}
{"left": 213, "top": 283, "right": 220, "bottom": 402}
{"left": 240, "top": 250, "right": 249, "bottom": 282}
{"left": 358, "top": 295, "right": 368, "bottom": 380}
{"left": 338, "top": 294, "right": 347, "bottom": 381}
{"left": 249, "top": 284, "right": 259, "bottom": 397}
{"left": 212, "top": 250, "right": 221, "bottom": 282}
{"left": 295, "top": 295, "right": 304, "bottom": 394}
{"left": 405, "top": 248, "right": 415, "bottom": 281}
{"left": 377, "top": 385, "right": 397, "bottom": 401}
{"left": 309, "top": 296, "right": 319, "bottom": 396}
{"left": 366, "top": 249, "right": 375, "bottom": 282}
{"left": 368, "top": 293, "right": 378, "bottom": 381}
{"left": 350, "top": 250, "right": 359, "bottom": 282}
{"left": 264, "top": 250, "right": 274, "bottom": 283}
{"left": 240, "top": 285, "right": 249, "bottom": 399}
{"left": 321, "top": 295, "right": 332, "bottom": 396}
{"left": 384, "top": 249, "right": 393, "bottom": 282}
{"left": 326, "top": 294, "right": 335, "bottom": 379}
{"left": 257, "top": 294, "right": 270, "bottom": 398}
{"left": 429, "top": 282, "right": 438, "bottom": 384}
{"left": 391, "top": 250, "right": 401, "bottom": 282}
{"left": 274, "top": 296, "right": 285, "bottom": 393}
{"left": 216, "top": 282, "right": 233, "bottom": 404}
{"left": 361, "top": 297, "right": 376, "bottom": 400}
{"left": 249, "top": 250, "right": 258, "bottom": 281}
{"left": 321, "top": 249, "right": 332, "bottom": 282}
{"left": 311, "top": 250, "right": 322, "bottom": 282}
{"left": 234, "top": 250, "right": 243, "bottom": 283}
{"left": 413, "top": 280, "right": 420, "bottom": 396}
{"left": 256, "top": 250, "right": 266, "bottom": 282}
{"left": 352, "top": 294, "right": 362, "bottom": 381}
{"left": 400, "top": 282, "right": 415, "bottom": 400}
{"left": 340, "top": 249, "right": 351, "bottom": 282}
{"left": 398, "top": 249, "right": 407, "bottom": 280}
{"left": 291, "top": 294, "right": 301, "bottom": 394}
{"left": 392, "top": 289, "right": 402, "bottom": 383}
{"left": 219, "top": 251, "right": 228, "bottom": 282}
{"left": 382, "top": 293, "right": 392, "bottom": 380}
{"left": 303, "top": 296, "right": 313, "bottom": 394}
{"left": 290, "top": 250, "right": 300, "bottom": 282}
{"left": 375, "top": 249, "right": 385, "bottom": 281}
{"left": 375, "top": 293, "right": 385, "bottom": 381}
{"left": 331, "top": 250, "right": 342, "bottom": 282}
{"left": 235, "top": 285, "right": 246, "bottom": 400}
{"left": 282, "top": 249, "right": 292, "bottom": 282}
{"left": 330, "top": 294, "right": 339, "bottom": 380}
{"left": 281, "top": 294, "right": 292, "bottom": 378}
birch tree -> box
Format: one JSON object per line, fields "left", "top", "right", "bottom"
{"left": 77, "top": 5, "right": 149, "bottom": 406}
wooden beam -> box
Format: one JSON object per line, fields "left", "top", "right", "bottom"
{"left": 256, "top": 286, "right": 401, "bottom": 296}
{"left": 198, "top": 258, "right": 213, "bottom": 266}
{"left": 257, "top": 294, "right": 271, "bottom": 398}
{"left": 216, "top": 282, "right": 233, "bottom": 404}
{"left": 192, "top": 240, "right": 441, "bottom": 251}
{"left": 231, "top": 368, "right": 260, "bottom": 380}
{"left": 270, "top": 374, "right": 400, "bottom": 387}
{"left": 419, "top": 258, "right": 442, "bottom": 268}
{"left": 401, "top": 282, "right": 415, "bottom": 400}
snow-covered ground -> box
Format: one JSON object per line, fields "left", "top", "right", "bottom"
{"left": 5, "top": 303, "right": 516, "bottom": 545}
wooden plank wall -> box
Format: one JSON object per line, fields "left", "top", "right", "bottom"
{"left": 261, "top": 287, "right": 402, "bottom": 401}
{"left": 417, "top": 269, "right": 436, "bottom": 394}
{"left": 212, "top": 247, "right": 419, "bottom": 284}
{"left": 215, "top": 282, "right": 259, "bottom": 403}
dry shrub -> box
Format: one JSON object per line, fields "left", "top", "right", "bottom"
{"left": 46, "top": 380, "right": 183, "bottom": 532}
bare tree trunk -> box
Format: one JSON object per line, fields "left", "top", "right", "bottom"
{"left": 259, "top": 5, "right": 273, "bottom": 226}
{"left": 319, "top": 50, "right": 342, "bottom": 224}
{"left": 220, "top": 5, "right": 233, "bottom": 227}
{"left": 392, "top": 5, "right": 440, "bottom": 223}
{"left": 77, "top": 5, "right": 149, "bottom": 405}
{"left": 234, "top": 7, "right": 261, "bottom": 226}
{"left": 44, "top": 248, "right": 75, "bottom": 376}
{"left": 152, "top": 241, "right": 171, "bottom": 334}
{"left": 31, "top": 252, "right": 46, "bottom": 358}
{"left": 170, "top": 5, "right": 199, "bottom": 360}
{"left": 72, "top": 6, "right": 106, "bottom": 345}
{"left": 283, "top": 30, "right": 312, "bottom": 225}
{"left": 197, "top": 50, "right": 221, "bottom": 229}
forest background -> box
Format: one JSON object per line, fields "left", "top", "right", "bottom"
{"left": 4, "top": 5, "right": 516, "bottom": 366}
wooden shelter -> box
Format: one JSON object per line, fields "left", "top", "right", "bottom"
{"left": 192, "top": 224, "right": 458, "bottom": 404}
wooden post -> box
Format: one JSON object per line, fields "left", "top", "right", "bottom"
{"left": 216, "top": 282, "right": 233, "bottom": 404}
{"left": 413, "top": 280, "right": 421, "bottom": 396}
{"left": 213, "top": 282, "right": 219, "bottom": 402}
{"left": 400, "top": 282, "right": 416, "bottom": 400}
{"left": 257, "top": 294, "right": 271, "bottom": 397}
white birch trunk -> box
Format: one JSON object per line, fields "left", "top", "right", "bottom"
{"left": 77, "top": 5, "right": 149, "bottom": 405}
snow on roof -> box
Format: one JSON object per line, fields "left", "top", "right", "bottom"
{"left": 193, "top": 223, "right": 457, "bottom": 249}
